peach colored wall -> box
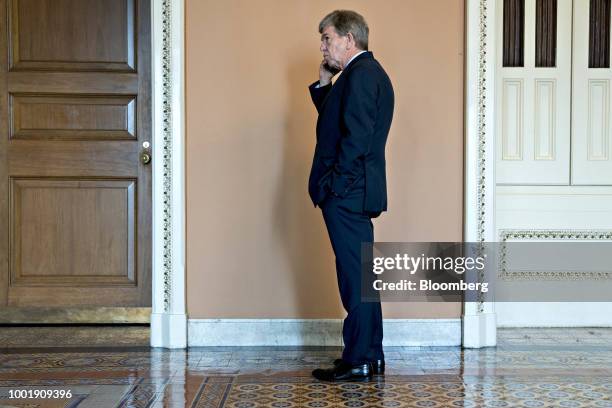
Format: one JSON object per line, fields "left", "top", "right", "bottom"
{"left": 186, "top": 0, "right": 464, "bottom": 318}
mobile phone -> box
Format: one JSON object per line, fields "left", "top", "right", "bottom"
{"left": 324, "top": 63, "right": 340, "bottom": 76}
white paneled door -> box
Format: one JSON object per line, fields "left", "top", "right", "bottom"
{"left": 496, "top": 0, "right": 572, "bottom": 185}
{"left": 495, "top": 0, "right": 612, "bottom": 326}
{"left": 572, "top": 0, "right": 612, "bottom": 184}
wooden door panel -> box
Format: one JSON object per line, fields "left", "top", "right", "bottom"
{"left": 0, "top": 0, "right": 151, "bottom": 316}
{"left": 10, "top": 94, "right": 137, "bottom": 140}
{"left": 9, "top": 0, "right": 136, "bottom": 71}
{"left": 8, "top": 72, "right": 139, "bottom": 93}
{"left": 10, "top": 178, "right": 136, "bottom": 288}
{"left": 9, "top": 285, "right": 146, "bottom": 307}
{"left": 8, "top": 142, "right": 137, "bottom": 177}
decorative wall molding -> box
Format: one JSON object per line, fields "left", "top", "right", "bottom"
{"left": 463, "top": 0, "right": 497, "bottom": 348}
{"left": 475, "top": 0, "right": 490, "bottom": 249}
{"left": 160, "top": 0, "right": 173, "bottom": 314}
{"left": 188, "top": 319, "right": 462, "bottom": 347}
{"left": 498, "top": 229, "right": 612, "bottom": 280}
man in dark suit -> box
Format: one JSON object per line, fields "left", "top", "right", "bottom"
{"left": 309, "top": 10, "right": 394, "bottom": 382}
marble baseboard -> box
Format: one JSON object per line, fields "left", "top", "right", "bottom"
{"left": 383, "top": 319, "right": 461, "bottom": 346}
{"left": 188, "top": 319, "right": 461, "bottom": 346}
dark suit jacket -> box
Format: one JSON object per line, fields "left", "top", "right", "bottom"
{"left": 308, "top": 51, "right": 394, "bottom": 217}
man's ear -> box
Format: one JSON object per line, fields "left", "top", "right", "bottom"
{"left": 345, "top": 32, "right": 355, "bottom": 50}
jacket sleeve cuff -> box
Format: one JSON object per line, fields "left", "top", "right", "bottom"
{"left": 309, "top": 80, "right": 330, "bottom": 88}
{"left": 309, "top": 81, "right": 332, "bottom": 94}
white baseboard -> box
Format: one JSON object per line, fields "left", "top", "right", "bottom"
{"left": 462, "top": 312, "right": 497, "bottom": 348}
{"left": 496, "top": 302, "right": 612, "bottom": 327}
{"left": 188, "top": 318, "right": 461, "bottom": 347}
{"left": 151, "top": 313, "right": 187, "bottom": 348}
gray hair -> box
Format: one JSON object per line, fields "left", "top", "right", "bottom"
{"left": 319, "top": 10, "right": 369, "bottom": 51}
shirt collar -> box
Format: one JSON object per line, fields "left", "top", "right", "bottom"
{"left": 343, "top": 50, "right": 367, "bottom": 70}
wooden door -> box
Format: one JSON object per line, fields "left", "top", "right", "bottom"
{"left": 0, "top": 0, "right": 151, "bottom": 320}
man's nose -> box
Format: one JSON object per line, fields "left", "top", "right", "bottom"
{"left": 320, "top": 42, "right": 326, "bottom": 52}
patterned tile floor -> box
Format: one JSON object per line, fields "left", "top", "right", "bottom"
{"left": 0, "top": 327, "right": 610, "bottom": 407}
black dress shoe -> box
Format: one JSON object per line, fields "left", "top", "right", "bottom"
{"left": 312, "top": 360, "right": 371, "bottom": 382}
{"left": 334, "top": 358, "right": 385, "bottom": 375}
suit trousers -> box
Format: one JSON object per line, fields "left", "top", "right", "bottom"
{"left": 320, "top": 177, "right": 384, "bottom": 365}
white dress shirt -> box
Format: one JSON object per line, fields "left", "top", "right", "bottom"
{"left": 344, "top": 50, "right": 367, "bottom": 69}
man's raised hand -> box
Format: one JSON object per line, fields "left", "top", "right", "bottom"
{"left": 319, "top": 59, "right": 339, "bottom": 86}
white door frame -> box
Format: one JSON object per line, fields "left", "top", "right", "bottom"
{"left": 463, "top": 0, "right": 498, "bottom": 348}
{"left": 150, "top": 0, "right": 187, "bottom": 348}
{"left": 148, "top": 0, "right": 498, "bottom": 348}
